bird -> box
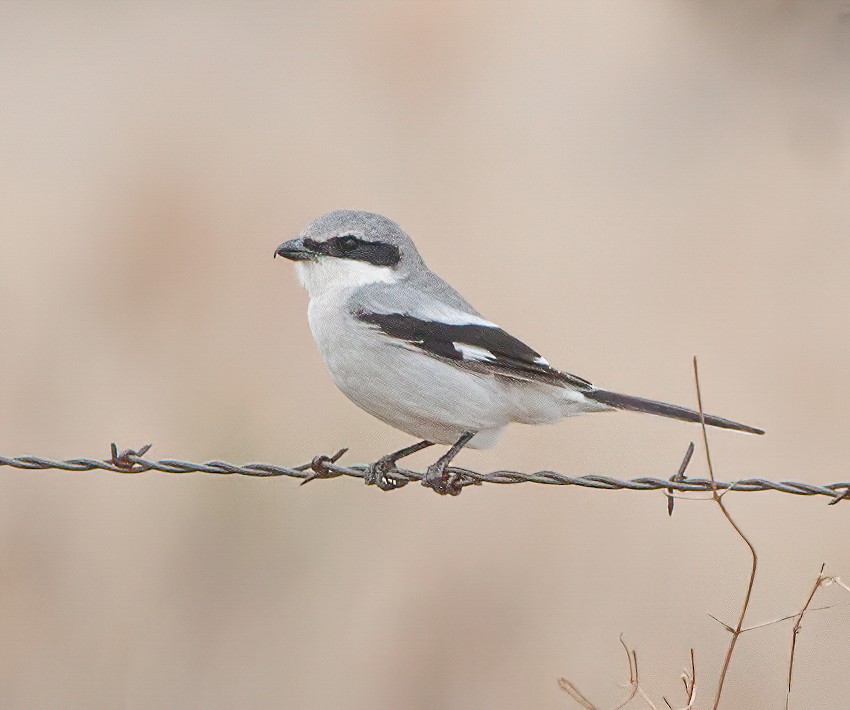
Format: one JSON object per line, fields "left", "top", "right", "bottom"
{"left": 275, "top": 210, "right": 763, "bottom": 495}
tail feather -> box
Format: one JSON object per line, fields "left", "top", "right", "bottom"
{"left": 586, "top": 389, "right": 765, "bottom": 435}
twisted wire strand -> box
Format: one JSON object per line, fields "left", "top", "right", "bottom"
{"left": 1, "top": 448, "right": 848, "bottom": 502}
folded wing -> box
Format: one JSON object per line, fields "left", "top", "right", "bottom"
{"left": 354, "top": 309, "right": 592, "bottom": 391}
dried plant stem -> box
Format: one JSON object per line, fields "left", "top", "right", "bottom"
{"left": 558, "top": 635, "right": 641, "bottom": 710}
{"left": 559, "top": 362, "right": 843, "bottom": 708}
{"left": 662, "top": 648, "right": 697, "bottom": 710}
{"left": 785, "top": 563, "right": 827, "bottom": 710}
{"left": 681, "top": 648, "right": 697, "bottom": 709}
{"left": 692, "top": 357, "right": 759, "bottom": 710}
{"left": 730, "top": 604, "right": 833, "bottom": 634}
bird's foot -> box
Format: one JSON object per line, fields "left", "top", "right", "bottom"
{"left": 364, "top": 455, "right": 408, "bottom": 491}
{"left": 422, "top": 462, "right": 465, "bottom": 496}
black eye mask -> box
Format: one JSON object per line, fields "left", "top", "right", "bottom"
{"left": 303, "top": 236, "right": 401, "bottom": 267}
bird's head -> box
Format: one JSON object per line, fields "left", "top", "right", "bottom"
{"left": 275, "top": 210, "right": 423, "bottom": 298}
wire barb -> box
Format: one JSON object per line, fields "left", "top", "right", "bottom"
{"left": 109, "top": 442, "right": 152, "bottom": 472}
{"left": 667, "top": 442, "right": 695, "bottom": 516}
{"left": 0, "top": 443, "right": 847, "bottom": 502}
{"left": 301, "top": 448, "right": 348, "bottom": 486}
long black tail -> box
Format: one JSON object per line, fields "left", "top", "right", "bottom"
{"left": 586, "top": 389, "right": 765, "bottom": 435}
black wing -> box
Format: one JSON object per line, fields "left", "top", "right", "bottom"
{"left": 354, "top": 310, "right": 592, "bottom": 390}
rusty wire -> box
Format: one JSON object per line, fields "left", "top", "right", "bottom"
{"left": 0, "top": 443, "right": 848, "bottom": 503}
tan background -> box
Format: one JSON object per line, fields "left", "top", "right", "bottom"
{"left": 1, "top": 1, "right": 849, "bottom": 708}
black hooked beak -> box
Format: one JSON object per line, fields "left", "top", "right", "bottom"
{"left": 274, "top": 237, "right": 314, "bottom": 261}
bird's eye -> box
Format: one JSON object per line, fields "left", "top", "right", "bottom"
{"left": 338, "top": 235, "right": 359, "bottom": 251}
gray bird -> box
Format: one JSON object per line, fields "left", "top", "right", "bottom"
{"left": 275, "top": 210, "right": 763, "bottom": 495}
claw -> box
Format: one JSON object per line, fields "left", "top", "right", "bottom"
{"left": 422, "top": 463, "right": 463, "bottom": 496}
{"left": 420, "top": 431, "right": 475, "bottom": 496}
{"left": 364, "top": 455, "right": 408, "bottom": 491}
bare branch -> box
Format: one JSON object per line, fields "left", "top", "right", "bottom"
{"left": 558, "top": 636, "right": 642, "bottom": 710}
{"left": 637, "top": 687, "right": 658, "bottom": 709}
{"left": 738, "top": 605, "right": 833, "bottom": 633}
{"left": 684, "top": 648, "right": 697, "bottom": 709}
{"left": 707, "top": 614, "right": 735, "bottom": 634}
{"left": 824, "top": 576, "right": 850, "bottom": 595}
{"left": 693, "top": 357, "right": 759, "bottom": 710}
{"left": 786, "top": 564, "right": 828, "bottom": 710}
{"left": 611, "top": 635, "right": 640, "bottom": 710}
{"left": 662, "top": 649, "right": 697, "bottom": 710}
{"left": 558, "top": 677, "right": 598, "bottom": 710}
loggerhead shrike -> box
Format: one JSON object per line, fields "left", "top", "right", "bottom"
{"left": 275, "top": 210, "right": 763, "bottom": 495}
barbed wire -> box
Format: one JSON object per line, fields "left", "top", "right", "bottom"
{"left": 0, "top": 443, "right": 848, "bottom": 504}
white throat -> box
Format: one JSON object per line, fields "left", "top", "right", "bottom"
{"left": 295, "top": 257, "right": 400, "bottom": 299}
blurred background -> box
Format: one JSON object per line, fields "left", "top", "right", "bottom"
{"left": 1, "top": 1, "right": 849, "bottom": 708}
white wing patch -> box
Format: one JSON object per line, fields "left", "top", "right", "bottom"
{"left": 353, "top": 309, "right": 594, "bottom": 391}
{"left": 396, "top": 301, "right": 498, "bottom": 328}
{"left": 371, "top": 299, "right": 499, "bottom": 330}
{"left": 454, "top": 343, "right": 497, "bottom": 362}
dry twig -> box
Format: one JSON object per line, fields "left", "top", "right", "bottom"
{"left": 786, "top": 563, "right": 826, "bottom": 710}
{"left": 661, "top": 649, "right": 697, "bottom": 710}
{"left": 556, "top": 360, "right": 845, "bottom": 709}
{"left": 784, "top": 565, "right": 850, "bottom": 709}
{"left": 558, "top": 636, "right": 641, "bottom": 710}
{"left": 692, "top": 357, "right": 759, "bottom": 710}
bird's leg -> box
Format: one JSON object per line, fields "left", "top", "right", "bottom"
{"left": 365, "top": 439, "right": 435, "bottom": 491}
{"left": 422, "top": 431, "right": 476, "bottom": 496}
